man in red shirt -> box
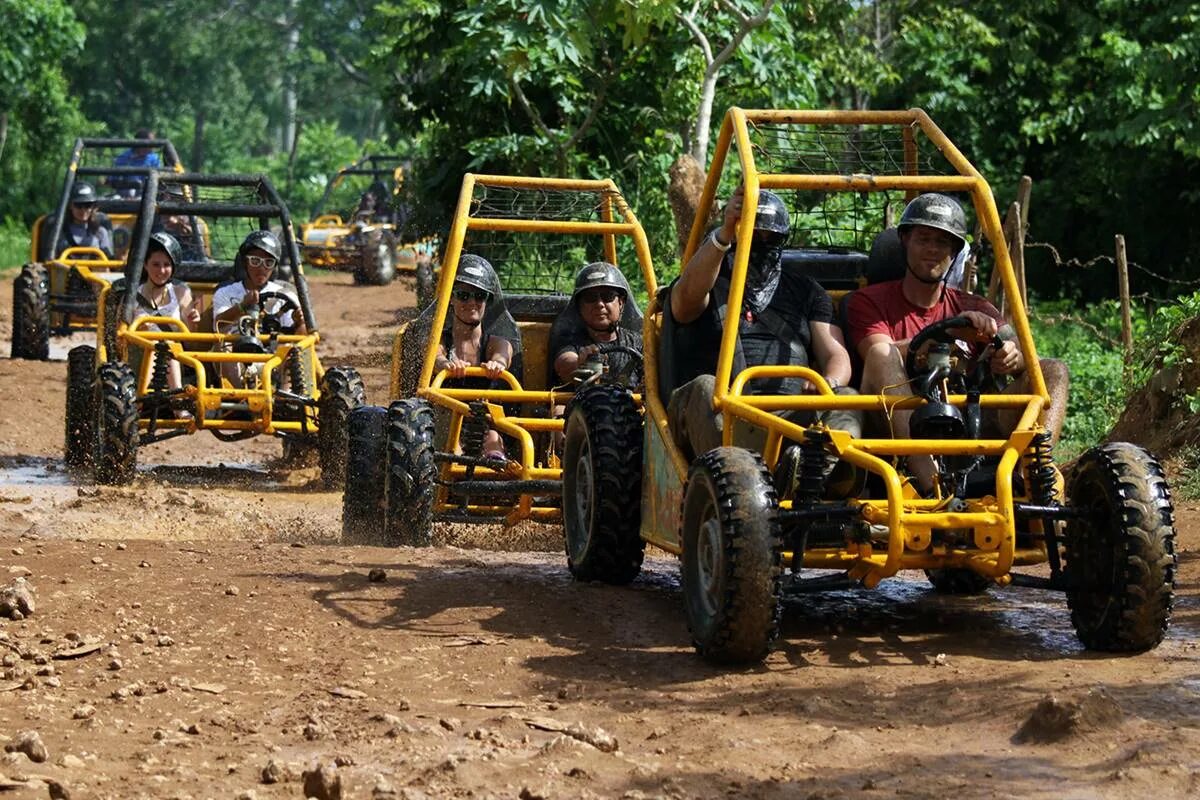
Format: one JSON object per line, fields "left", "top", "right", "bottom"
{"left": 846, "top": 193, "right": 1068, "bottom": 491}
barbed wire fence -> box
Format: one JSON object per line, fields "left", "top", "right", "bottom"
{"left": 970, "top": 177, "right": 1200, "bottom": 363}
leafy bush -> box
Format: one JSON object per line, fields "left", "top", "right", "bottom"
{"left": 0, "top": 217, "right": 31, "bottom": 274}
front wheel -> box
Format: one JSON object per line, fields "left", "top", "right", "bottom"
{"left": 415, "top": 258, "right": 436, "bottom": 310}
{"left": 64, "top": 345, "right": 97, "bottom": 470}
{"left": 94, "top": 361, "right": 139, "bottom": 485}
{"left": 11, "top": 264, "right": 50, "bottom": 360}
{"left": 318, "top": 366, "right": 367, "bottom": 489}
{"left": 1064, "top": 443, "right": 1176, "bottom": 652}
{"left": 384, "top": 398, "right": 437, "bottom": 546}
{"left": 681, "top": 447, "right": 783, "bottom": 665}
{"left": 562, "top": 384, "right": 645, "bottom": 584}
{"left": 342, "top": 406, "right": 389, "bottom": 544}
{"left": 355, "top": 234, "right": 396, "bottom": 285}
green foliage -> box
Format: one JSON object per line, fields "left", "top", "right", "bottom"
{"left": 0, "top": 217, "right": 30, "bottom": 273}
{"left": 1027, "top": 299, "right": 1131, "bottom": 458}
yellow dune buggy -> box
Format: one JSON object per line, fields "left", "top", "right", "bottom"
{"left": 64, "top": 172, "right": 365, "bottom": 487}
{"left": 563, "top": 107, "right": 1176, "bottom": 664}
{"left": 341, "top": 174, "right": 656, "bottom": 546}
{"left": 11, "top": 137, "right": 185, "bottom": 360}
{"left": 299, "top": 153, "right": 438, "bottom": 298}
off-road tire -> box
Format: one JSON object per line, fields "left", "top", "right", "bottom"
{"left": 354, "top": 233, "right": 397, "bottom": 286}
{"left": 681, "top": 447, "right": 783, "bottom": 665}
{"left": 924, "top": 568, "right": 991, "bottom": 594}
{"left": 102, "top": 281, "right": 127, "bottom": 361}
{"left": 562, "top": 384, "right": 645, "bottom": 583}
{"left": 415, "top": 258, "right": 436, "bottom": 310}
{"left": 11, "top": 263, "right": 50, "bottom": 360}
{"left": 94, "top": 361, "right": 139, "bottom": 485}
{"left": 342, "top": 405, "right": 389, "bottom": 544}
{"left": 1064, "top": 442, "right": 1176, "bottom": 652}
{"left": 384, "top": 398, "right": 437, "bottom": 546}
{"left": 64, "top": 345, "right": 97, "bottom": 470}
{"left": 318, "top": 366, "right": 367, "bottom": 489}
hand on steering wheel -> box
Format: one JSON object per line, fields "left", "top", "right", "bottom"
{"left": 254, "top": 290, "right": 301, "bottom": 334}
{"left": 905, "top": 314, "right": 1004, "bottom": 391}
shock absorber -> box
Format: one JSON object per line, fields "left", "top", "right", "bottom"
{"left": 1026, "top": 431, "right": 1058, "bottom": 505}
{"left": 460, "top": 401, "right": 490, "bottom": 459}
{"left": 288, "top": 348, "right": 308, "bottom": 397}
{"left": 149, "top": 340, "right": 172, "bottom": 393}
{"left": 794, "top": 433, "right": 830, "bottom": 510}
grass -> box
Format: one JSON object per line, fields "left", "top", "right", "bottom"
{"left": 0, "top": 216, "right": 30, "bottom": 276}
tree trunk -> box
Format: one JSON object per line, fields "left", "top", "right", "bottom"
{"left": 669, "top": 154, "right": 710, "bottom": 257}
{"left": 0, "top": 112, "right": 8, "bottom": 164}
{"left": 282, "top": 0, "right": 300, "bottom": 154}
{"left": 191, "top": 110, "right": 206, "bottom": 171}
{"left": 691, "top": 71, "right": 719, "bottom": 165}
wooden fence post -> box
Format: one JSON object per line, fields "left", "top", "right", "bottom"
{"left": 1011, "top": 200, "right": 1028, "bottom": 309}
{"left": 1116, "top": 234, "right": 1133, "bottom": 361}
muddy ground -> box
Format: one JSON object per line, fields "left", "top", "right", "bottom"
{"left": 0, "top": 272, "right": 1197, "bottom": 800}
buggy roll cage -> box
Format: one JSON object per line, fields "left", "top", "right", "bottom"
{"left": 310, "top": 153, "right": 407, "bottom": 219}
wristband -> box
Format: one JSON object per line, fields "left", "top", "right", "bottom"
{"left": 709, "top": 230, "right": 732, "bottom": 252}
{"left": 826, "top": 377, "right": 841, "bottom": 390}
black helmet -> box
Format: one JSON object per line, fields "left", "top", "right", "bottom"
{"left": 454, "top": 253, "right": 496, "bottom": 298}
{"left": 753, "top": 190, "right": 790, "bottom": 237}
{"left": 147, "top": 231, "right": 181, "bottom": 268}
{"left": 571, "top": 262, "right": 628, "bottom": 304}
{"left": 234, "top": 229, "right": 283, "bottom": 280}
{"left": 898, "top": 193, "right": 968, "bottom": 247}
{"left": 71, "top": 182, "right": 98, "bottom": 205}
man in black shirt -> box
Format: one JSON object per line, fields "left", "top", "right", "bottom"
{"left": 550, "top": 262, "right": 643, "bottom": 389}
{"left": 664, "top": 186, "right": 862, "bottom": 482}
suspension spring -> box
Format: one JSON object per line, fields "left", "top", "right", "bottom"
{"left": 794, "top": 431, "right": 831, "bottom": 511}
{"left": 1026, "top": 431, "right": 1058, "bottom": 505}
{"left": 460, "top": 401, "right": 490, "bottom": 458}
{"left": 149, "top": 340, "right": 172, "bottom": 393}
{"left": 288, "top": 349, "right": 308, "bottom": 396}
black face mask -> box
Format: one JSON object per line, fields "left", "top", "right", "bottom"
{"left": 738, "top": 244, "right": 784, "bottom": 314}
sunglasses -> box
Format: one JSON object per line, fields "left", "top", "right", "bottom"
{"left": 72, "top": 203, "right": 96, "bottom": 211}
{"left": 579, "top": 288, "right": 620, "bottom": 305}
{"left": 245, "top": 255, "right": 277, "bottom": 269}
{"left": 454, "top": 289, "right": 489, "bottom": 303}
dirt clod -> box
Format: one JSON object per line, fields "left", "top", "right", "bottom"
{"left": 301, "top": 761, "right": 342, "bottom": 800}
{"left": 368, "top": 568, "right": 387, "bottom": 583}
{"left": 5, "top": 730, "right": 48, "bottom": 763}
{"left": 0, "top": 578, "right": 35, "bottom": 618}
{"left": 1015, "top": 689, "right": 1125, "bottom": 743}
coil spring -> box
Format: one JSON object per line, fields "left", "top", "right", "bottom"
{"left": 149, "top": 341, "right": 172, "bottom": 393}
{"left": 794, "top": 434, "right": 830, "bottom": 509}
{"left": 1026, "top": 431, "right": 1057, "bottom": 505}
{"left": 288, "top": 349, "right": 308, "bottom": 396}
{"left": 460, "top": 401, "right": 490, "bottom": 458}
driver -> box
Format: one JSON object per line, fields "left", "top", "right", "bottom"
{"left": 845, "top": 192, "right": 1069, "bottom": 492}
{"left": 211, "top": 230, "right": 305, "bottom": 335}
{"left": 550, "top": 262, "right": 643, "bottom": 387}
{"left": 664, "top": 186, "right": 863, "bottom": 492}
{"left": 54, "top": 182, "right": 114, "bottom": 258}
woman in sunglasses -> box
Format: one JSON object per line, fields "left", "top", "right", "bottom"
{"left": 433, "top": 254, "right": 514, "bottom": 464}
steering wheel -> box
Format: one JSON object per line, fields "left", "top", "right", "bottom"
{"left": 905, "top": 314, "right": 1004, "bottom": 392}
{"left": 574, "top": 342, "right": 644, "bottom": 389}
{"left": 255, "top": 290, "right": 302, "bottom": 334}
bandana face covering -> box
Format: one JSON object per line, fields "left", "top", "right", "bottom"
{"left": 740, "top": 244, "right": 784, "bottom": 315}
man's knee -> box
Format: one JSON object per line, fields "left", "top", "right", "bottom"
{"left": 668, "top": 374, "right": 721, "bottom": 461}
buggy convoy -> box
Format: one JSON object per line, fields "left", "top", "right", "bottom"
{"left": 299, "top": 153, "right": 437, "bottom": 299}
{"left": 341, "top": 174, "right": 656, "bottom": 546}
{"left": 11, "top": 137, "right": 184, "bottom": 360}
{"left": 64, "top": 171, "right": 365, "bottom": 487}
{"left": 561, "top": 107, "right": 1176, "bottom": 663}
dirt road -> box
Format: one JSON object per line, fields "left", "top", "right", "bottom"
{"left": 1, "top": 273, "right": 1197, "bottom": 799}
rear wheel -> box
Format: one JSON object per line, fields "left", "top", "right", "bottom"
{"left": 11, "top": 264, "right": 50, "bottom": 360}
{"left": 562, "top": 384, "right": 645, "bottom": 584}
{"left": 1064, "top": 442, "right": 1176, "bottom": 651}
{"left": 64, "top": 345, "right": 97, "bottom": 471}
{"left": 415, "top": 257, "right": 436, "bottom": 309}
{"left": 318, "top": 366, "right": 367, "bottom": 489}
{"left": 355, "top": 233, "right": 396, "bottom": 285}
{"left": 681, "top": 447, "right": 783, "bottom": 665}
{"left": 94, "top": 361, "right": 139, "bottom": 485}
{"left": 342, "top": 406, "right": 389, "bottom": 544}
{"left": 384, "top": 398, "right": 437, "bottom": 546}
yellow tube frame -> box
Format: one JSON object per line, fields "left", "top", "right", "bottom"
{"left": 645, "top": 107, "right": 1054, "bottom": 585}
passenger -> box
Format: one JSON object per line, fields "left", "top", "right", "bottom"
{"left": 136, "top": 232, "right": 201, "bottom": 401}
{"left": 845, "top": 192, "right": 1070, "bottom": 493}
{"left": 152, "top": 184, "right": 207, "bottom": 261}
{"left": 55, "top": 182, "right": 114, "bottom": 258}
{"left": 109, "top": 128, "right": 162, "bottom": 197}
{"left": 551, "top": 262, "right": 643, "bottom": 388}
{"left": 432, "top": 254, "right": 515, "bottom": 465}
{"left": 663, "top": 186, "right": 863, "bottom": 491}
